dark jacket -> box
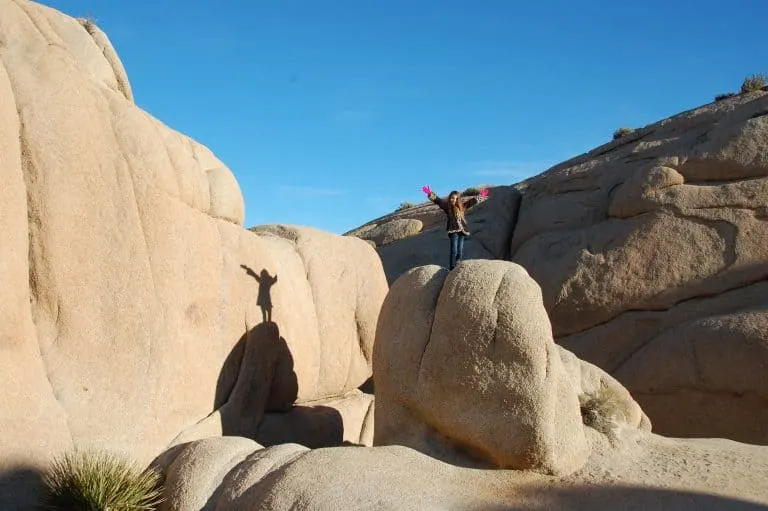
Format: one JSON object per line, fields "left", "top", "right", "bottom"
{"left": 428, "top": 193, "right": 483, "bottom": 235}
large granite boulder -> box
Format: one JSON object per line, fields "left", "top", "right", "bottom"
{"left": 155, "top": 434, "right": 768, "bottom": 510}
{"left": 0, "top": 2, "right": 387, "bottom": 508}
{"left": 372, "top": 260, "right": 647, "bottom": 475}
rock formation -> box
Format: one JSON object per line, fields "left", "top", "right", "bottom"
{"left": 4, "top": 1, "right": 768, "bottom": 509}
{"left": 156, "top": 432, "right": 768, "bottom": 510}
{"left": 155, "top": 260, "right": 768, "bottom": 510}
{"left": 0, "top": 2, "right": 386, "bottom": 508}
{"left": 350, "top": 91, "right": 768, "bottom": 445}
{"left": 373, "top": 260, "right": 635, "bottom": 475}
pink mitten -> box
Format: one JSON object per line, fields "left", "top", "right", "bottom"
{"left": 422, "top": 185, "right": 432, "bottom": 195}
{"left": 480, "top": 188, "right": 489, "bottom": 198}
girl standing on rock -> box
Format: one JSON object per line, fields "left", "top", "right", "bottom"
{"left": 422, "top": 186, "right": 488, "bottom": 270}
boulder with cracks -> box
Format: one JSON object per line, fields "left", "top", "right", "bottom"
{"left": 372, "top": 260, "right": 648, "bottom": 475}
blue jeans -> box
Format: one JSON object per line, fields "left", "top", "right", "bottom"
{"left": 449, "top": 232, "right": 465, "bottom": 270}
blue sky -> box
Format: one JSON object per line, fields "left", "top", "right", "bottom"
{"left": 42, "top": 0, "right": 768, "bottom": 233}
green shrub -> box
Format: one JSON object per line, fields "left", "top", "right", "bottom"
{"left": 41, "top": 450, "right": 164, "bottom": 511}
{"left": 463, "top": 187, "right": 481, "bottom": 196}
{"left": 612, "top": 127, "right": 634, "bottom": 140}
{"left": 579, "top": 383, "right": 627, "bottom": 437}
{"left": 714, "top": 92, "right": 736, "bottom": 101}
{"left": 740, "top": 74, "right": 767, "bottom": 94}
{"left": 396, "top": 201, "right": 416, "bottom": 211}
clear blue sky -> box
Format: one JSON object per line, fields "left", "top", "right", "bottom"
{"left": 42, "top": 0, "right": 768, "bottom": 233}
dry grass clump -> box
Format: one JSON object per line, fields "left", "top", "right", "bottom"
{"left": 740, "top": 74, "right": 767, "bottom": 94}
{"left": 41, "top": 449, "right": 164, "bottom": 511}
{"left": 579, "top": 383, "right": 628, "bottom": 437}
{"left": 612, "top": 127, "right": 634, "bottom": 140}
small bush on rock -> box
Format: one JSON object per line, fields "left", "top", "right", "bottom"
{"left": 41, "top": 450, "right": 164, "bottom": 511}
{"left": 77, "top": 15, "right": 98, "bottom": 35}
{"left": 463, "top": 187, "right": 480, "bottom": 195}
{"left": 579, "top": 383, "right": 626, "bottom": 436}
{"left": 612, "top": 127, "right": 634, "bottom": 140}
{"left": 741, "top": 74, "right": 767, "bottom": 94}
{"left": 396, "top": 202, "right": 416, "bottom": 211}
{"left": 715, "top": 92, "right": 736, "bottom": 101}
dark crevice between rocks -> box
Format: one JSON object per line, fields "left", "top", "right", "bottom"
{"left": 623, "top": 155, "right": 660, "bottom": 164}
{"left": 506, "top": 188, "right": 525, "bottom": 260}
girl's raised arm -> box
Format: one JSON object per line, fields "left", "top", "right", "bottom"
{"left": 423, "top": 185, "right": 443, "bottom": 205}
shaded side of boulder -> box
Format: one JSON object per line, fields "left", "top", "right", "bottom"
{"left": 256, "top": 389, "right": 375, "bottom": 448}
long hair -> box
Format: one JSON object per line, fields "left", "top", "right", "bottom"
{"left": 448, "top": 190, "right": 465, "bottom": 219}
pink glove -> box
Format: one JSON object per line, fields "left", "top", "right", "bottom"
{"left": 480, "top": 188, "right": 489, "bottom": 198}
{"left": 422, "top": 185, "right": 432, "bottom": 195}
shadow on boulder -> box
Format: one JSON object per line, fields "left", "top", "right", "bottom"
{"left": 214, "top": 265, "right": 346, "bottom": 447}
{"left": 0, "top": 465, "right": 44, "bottom": 511}
{"left": 358, "top": 376, "right": 374, "bottom": 394}
{"left": 215, "top": 322, "right": 347, "bottom": 448}
{"left": 213, "top": 320, "right": 299, "bottom": 439}
{"left": 256, "top": 405, "right": 346, "bottom": 449}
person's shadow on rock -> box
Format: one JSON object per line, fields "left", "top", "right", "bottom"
{"left": 241, "top": 265, "right": 278, "bottom": 323}
{"left": 204, "top": 263, "right": 347, "bottom": 447}
{"left": 214, "top": 321, "right": 299, "bottom": 438}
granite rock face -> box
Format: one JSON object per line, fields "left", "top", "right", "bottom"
{"left": 0, "top": 2, "right": 387, "bottom": 508}
{"left": 352, "top": 91, "right": 768, "bottom": 444}
{"left": 512, "top": 92, "right": 768, "bottom": 443}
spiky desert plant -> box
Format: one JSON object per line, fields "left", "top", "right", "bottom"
{"left": 41, "top": 450, "right": 164, "bottom": 511}
{"left": 740, "top": 74, "right": 767, "bottom": 94}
